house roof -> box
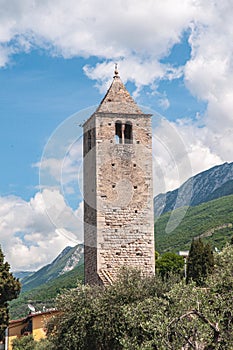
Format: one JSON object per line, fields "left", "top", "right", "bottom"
{"left": 96, "top": 67, "right": 143, "bottom": 115}
{"left": 9, "top": 309, "right": 58, "bottom": 326}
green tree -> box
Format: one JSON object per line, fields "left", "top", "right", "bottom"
{"left": 46, "top": 245, "right": 232, "bottom": 349}
{"left": 167, "top": 244, "right": 233, "bottom": 349}
{"left": 203, "top": 242, "right": 214, "bottom": 277}
{"left": 0, "top": 246, "right": 21, "bottom": 341}
{"left": 155, "top": 251, "right": 160, "bottom": 261}
{"left": 12, "top": 335, "right": 53, "bottom": 350}
{"left": 12, "top": 335, "right": 35, "bottom": 350}
{"left": 186, "top": 238, "right": 214, "bottom": 285}
{"left": 47, "top": 269, "right": 175, "bottom": 350}
{"left": 156, "top": 252, "right": 184, "bottom": 278}
{"left": 34, "top": 338, "right": 54, "bottom": 350}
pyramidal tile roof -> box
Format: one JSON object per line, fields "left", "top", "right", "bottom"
{"left": 96, "top": 69, "right": 143, "bottom": 114}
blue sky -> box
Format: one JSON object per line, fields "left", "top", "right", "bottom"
{"left": 0, "top": 0, "right": 232, "bottom": 271}
{"left": 0, "top": 53, "right": 98, "bottom": 199}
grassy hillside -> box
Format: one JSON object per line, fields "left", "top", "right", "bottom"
{"left": 155, "top": 194, "right": 233, "bottom": 253}
{"left": 10, "top": 264, "right": 84, "bottom": 320}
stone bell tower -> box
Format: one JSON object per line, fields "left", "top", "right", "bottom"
{"left": 83, "top": 66, "right": 155, "bottom": 285}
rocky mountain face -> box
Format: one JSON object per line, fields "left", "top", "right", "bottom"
{"left": 154, "top": 162, "right": 233, "bottom": 217}
{"left": 21, "top": 244, "right": 84, "bottom": 292}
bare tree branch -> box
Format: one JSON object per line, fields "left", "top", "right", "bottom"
{"left": 167, "top": 309, "right": 221, "bottom": 348}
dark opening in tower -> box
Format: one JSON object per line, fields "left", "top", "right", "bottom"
{"left": 124, "top": 121, "right": 133, "bottom": 144}
{"left": 115, "top": 121, "right": 122, "bottom": 144}
{"left": 87, "top": 129, "right": 92, "bottom": 151}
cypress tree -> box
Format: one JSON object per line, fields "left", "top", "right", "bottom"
{"left": 0, "top": 246, "right": 21, "bottom": 341}
{"left": 203, "top": 242, "right": 214, "bottom": 277}
{"left": 186, "top": 238, "right": 214, "bottom": 286}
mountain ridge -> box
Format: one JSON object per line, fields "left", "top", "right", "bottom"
{"left": 21, "top": 244, "right": 84, "bottom": 292}
{"left": 154, "top": 161, "right": 233, "bottom": 217}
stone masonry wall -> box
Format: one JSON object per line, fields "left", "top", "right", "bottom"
{"left": 83, "top": 115, "right": 99, "bottom": 285}
{"left": 95, "top": 113, "right": 155, "bottom": 280}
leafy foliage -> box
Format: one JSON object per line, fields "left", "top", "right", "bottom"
{"left": 47, "top": 245, "right": 233, "bottom": 349}
{"left": 47, "top": 269, "right": 176, "bottom": 350}
{"left": 12, "top": 335, "right": 35, "bottom": 350}
{"left": 12, "top": 335, "right": 53, "bottom": 350}
{"left": 156, "top": 252, "right": 184, "bottom": 278}
{"left": 186, "top": 239, "right": 214, "bottom": 285}
{"left": 0, "top": 246, "right": 21, "bottom": 341}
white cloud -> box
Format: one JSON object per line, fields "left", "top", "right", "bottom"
{"left": 0, "top": 44, "right": 15, "bottom": 67}
{"left": 158, "top": 98, "right": 170, "bottom": 111}
{"left": 83, "top": 58, "right": 183, "bottom": 94}
{"left": 152, "top": 114, "right": 225, "bottom": 196}
{"left": 0, "top": 1, "right": 232, "bottom": 161}
{"left": 180, "top": 1, "right": 233, "bottom": 169}
{"left": 0, "top": 190, "right": 83, "bottom": 271}
{"left": 35, "top": 158, "right": 63, "bottom": 184}
{"left": 152, "top": 117, "right": 193, "bottom": 195}
{"left": 171, "top": 121, "right": 223, "bottom": 177}
{"left": 0, "top": 0, "right": 228, "bottom": 164}
{"left": 0, "top": 0, "right": 194, "bottom": 75}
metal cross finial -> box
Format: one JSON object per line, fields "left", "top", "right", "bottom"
{"left": 114, "top": 63, "right": 119, "bottom": 76}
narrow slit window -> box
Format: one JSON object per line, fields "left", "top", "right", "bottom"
{"left": 87, "top": 130, "right": 92, "bottom": 151}
{"left": 124, "top": 121, "right": 133, "bottom": 144}
{"left": 115, "top": 121, "right": 122, "bottom": 144}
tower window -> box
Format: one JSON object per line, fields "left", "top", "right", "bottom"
{"left": 115, "top": 121, "right": 133, "bottom": 144}
{"left": 115, "top": 121, "right": 122, "bottom": 144}
{"left": 87, "top": 130, "right": 92, "bottom": 151}
{"left": 124, "top": 121, "right": 133, "bottom": 144}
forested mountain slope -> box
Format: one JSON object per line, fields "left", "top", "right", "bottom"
{"left": 21, "top": 244, "right": 83, "bottom": 292}
{"left": 10, "top": 264, "right": 84, "bottom": 319}
{"left": 155, "top": 194, "right": 233, "bottom": 253}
